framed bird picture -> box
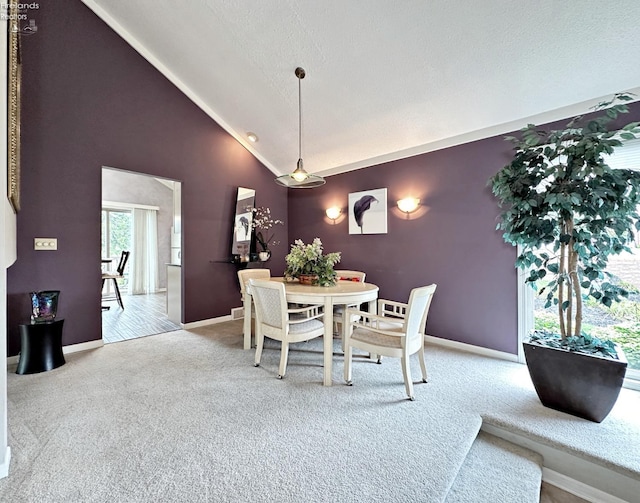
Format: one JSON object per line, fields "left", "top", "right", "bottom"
{"left": 348, "top": 188, "right": 387, "bottom": 234}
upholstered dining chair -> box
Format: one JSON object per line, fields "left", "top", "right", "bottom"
{"left": 237, "top": 268, "right": 271, "bottom": 303}
{"left": 237, "top": 269, "right": 270, "bottom": 347}
{"left": 343, "top": 284, "right": 437, "bottom": 400}
{"left": 249, "top": 278, "right": 325, "bottom": 379}
{"left": 101, "top": 251, "right": 130, "bottom": 310}
{"left": 332, "top": 270, "right": 367, "bottom": 337}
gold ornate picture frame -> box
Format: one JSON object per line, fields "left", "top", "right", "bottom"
{"left": 7, "top": 4, "right": 21, "bottom": 213}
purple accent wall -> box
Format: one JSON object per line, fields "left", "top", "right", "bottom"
{"left": 9, "top": 1, "right": 640, "bottom": 358}
{"left": 6, "top": 1, "right": 288, "bottom": 356}
{"left": 288, "top": 103, "right": 640, "bottom": 355}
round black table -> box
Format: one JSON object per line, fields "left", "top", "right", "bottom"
{"left": 16, "top": 319, "right": 65, "bottom": 374}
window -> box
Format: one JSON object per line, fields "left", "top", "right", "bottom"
{"left": 525, "top": 138, "right": 640, "bottom": 383}
{"left": 101, "top": 208, "right": 132, "bottom": 292}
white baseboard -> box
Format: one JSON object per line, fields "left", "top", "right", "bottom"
{"left": 424, "top": 334, "right": 519, "bottom": 363}
{"left": 482, "top": 423, "right": 639, "bottom": 503}
{"left": 7, "top": 339, "right": 104, "bottom": 368}
{"left": 542, "top": 468, "right": 629, "bottom": 503}
{"left": 0, "top": 446, "right": 10, "bottom": 479}
{"left": 182, "top": 315, "right": 233, "bottom": 329}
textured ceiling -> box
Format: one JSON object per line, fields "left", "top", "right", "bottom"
{"left": 84, "top": 0, "right": 640, "bottom": 178}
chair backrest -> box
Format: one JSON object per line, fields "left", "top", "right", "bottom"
{"left": 334, "top": 270, "right": 366, "bottom": 282}
{"left": 403, "top": 284, "right": 437, "bottom": 342}
{"left": 116, "top": 251, "right": 130, "bottom": 277}
{"left": 249, "top": 279, "right": 287, "bottom": 330}
{"left": 237, "top": 269, "right": 271, "bottom": 298}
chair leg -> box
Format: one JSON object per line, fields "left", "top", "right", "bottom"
{"left": 112, "top": 278, "right": 124, "bottom": 309}
{"left": 418, "top": 345, "right": 428, "bottom": 383}
{"left": 344, "top": 343, "right": 353, "bottom": 385}
{"left": 400, "top": 355, "right": 415, "bottom": 400}
{"left": 278, "top": 341, "right": 289, "bottom": 379}
{"left": 254, "top": 329, "right": 264, "bottom": 367}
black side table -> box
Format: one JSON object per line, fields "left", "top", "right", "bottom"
{"left": 16, "top": 319, "right": 66, "bottom": 374}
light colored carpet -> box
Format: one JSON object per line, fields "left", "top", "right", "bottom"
{"left": 445, "top": 431, "right": 542, "bottom": 503}
{"left": 1, "top": 320, "right": 638, "bottom": 502}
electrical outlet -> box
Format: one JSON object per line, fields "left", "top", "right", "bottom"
{"left": 34, "top": 238, "right": 57, "bottom": 250}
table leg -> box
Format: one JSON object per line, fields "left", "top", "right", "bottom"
{"left": 243, "top": 295, "right": 252, "bottom": 350}
{"left": 367, "top": 298, "right": 379, "bottom": 361}
{"left": 323, "top": 297, "right": 333, "bottom": 386}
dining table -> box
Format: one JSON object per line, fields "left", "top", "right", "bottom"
{"left": 243, "top": 277, "right": 379, "bottom": 386}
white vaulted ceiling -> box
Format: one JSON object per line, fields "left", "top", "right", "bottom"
{"left": 83, "top": 0, "right": 640, "bottom": 178}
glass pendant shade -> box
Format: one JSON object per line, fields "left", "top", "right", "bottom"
{"left": 275, "top": 67, "right": 325, "bottom": 189}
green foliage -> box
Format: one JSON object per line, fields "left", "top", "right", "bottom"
{"left": 284, "top": 238, "right": 341, "bottom": 286}
{"left": 529, "top": 331, "right": 618, "bottom": 359}
{"left": 490, "top": 92, "right": 640, "bottom": 342}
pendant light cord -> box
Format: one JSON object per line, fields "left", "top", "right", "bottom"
{"left": 298, "top": 72, "right": 303, "bottom": 161}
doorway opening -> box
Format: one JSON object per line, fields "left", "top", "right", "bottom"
{"left": 101, "top": 167, "right": 182, "bottom": 343}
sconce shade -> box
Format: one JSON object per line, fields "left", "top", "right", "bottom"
{"left": 397, "top": 197, "right": 420, "bottom": 214}
{"left": 325, "top": 206, "right": 342, "bottom": 220}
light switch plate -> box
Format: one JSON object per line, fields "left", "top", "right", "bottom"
{"left": 34, "top": 238, "right": 57, "bottom": 250}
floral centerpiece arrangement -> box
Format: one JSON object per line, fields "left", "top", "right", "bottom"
{"left": 284, "top": 238, "right": 341, "bottom": 286}
{"left": 250, "top": 206, "right": 284, "bottom": 256}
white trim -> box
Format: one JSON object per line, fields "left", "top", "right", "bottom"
{"left": 63, "top": 339, "right": 104, "bottom": 354}
{"left": 7, "top": 339, "right": 104, "bottom": 369}
{"left": 102, "top": 200, "right": 159, "bottom": 211}
{"left": 0, "top": 447, "right": 10, "bottom": 478}
{"left": 482, "top": 423, "right": 640, "bottom": 503}
{"left": 623, "top": 376, "right": 640, "bottom": 391}
{"left": 542, "top": 469, "right": 630, "bottom": 503}
{"left": 516, "top": 244, "right": 533, "bottom": 364}
{"left": 181, "top": 315, "right": 233, "bottom": 330}
{"left": 424, "top": 335, "right": 519, "bottom": 363}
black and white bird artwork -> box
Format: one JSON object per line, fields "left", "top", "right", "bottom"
{"left": 239, "top": 216, "right": 249, "bottom": 240}
{"left": 353, "top": 195, "right": 378, "bottom": 234}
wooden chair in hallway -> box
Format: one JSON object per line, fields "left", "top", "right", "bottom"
{"left": 102, "top": 251, "right": 130, "bottom": 310}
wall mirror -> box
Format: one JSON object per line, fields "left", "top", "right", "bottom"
{"left": 231, "top": 187, "right": 255, "bottom": 262}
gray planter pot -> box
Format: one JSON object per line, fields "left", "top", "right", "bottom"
{"left": 523, "top": 341, "right": 627, "bottom": 423}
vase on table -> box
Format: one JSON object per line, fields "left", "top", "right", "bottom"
{"left": 258, "top": 250, "right": 271, "bottom": 261}
{"left": 298, "top": 274, "right": 319, "bottom": 285}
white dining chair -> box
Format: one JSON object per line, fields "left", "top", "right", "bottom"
{"left": 249, "top": 278, "right": 325, "bottom": 379}
{"left": 332, "top": 270, "right": 367, "bottom": 337}
{"left": 237, "top": 269, "right": 270, "bottom": 345}
{"left": 343, "top": 284, "right": 437, "bottom": 400}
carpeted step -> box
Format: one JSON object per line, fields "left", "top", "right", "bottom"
{"left": 444, "top": 430, "right": 543, "bottom": 503}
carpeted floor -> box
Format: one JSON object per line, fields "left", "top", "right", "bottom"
{"left": 2, "top": 320, "right": 638, "bottom": 502}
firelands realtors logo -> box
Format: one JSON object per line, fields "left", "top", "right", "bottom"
{"left": 2, "top": 2, "right": 39, "bottom": 35}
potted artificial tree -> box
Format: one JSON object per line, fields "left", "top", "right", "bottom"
{"left": 490, "top": 93, "right": 640, "bottom": 422}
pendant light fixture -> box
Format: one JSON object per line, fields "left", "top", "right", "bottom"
{"left": 275, "top": 67, "right": 326, "bottom": 188}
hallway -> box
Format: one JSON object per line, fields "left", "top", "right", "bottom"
{"left": 101, "top": 293, "right": 180, "bottom": 343}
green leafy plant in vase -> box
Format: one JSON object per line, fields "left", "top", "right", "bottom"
{"left": 284, "top": 238, "right": 341, "bottom": 286}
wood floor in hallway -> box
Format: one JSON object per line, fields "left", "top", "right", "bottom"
{"left": 101, "top": 292, "right": 181, "bottom": 344}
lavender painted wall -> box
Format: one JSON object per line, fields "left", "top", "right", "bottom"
{"left": 6, "top": 1, "right": 287, "bottom": 356}
{"left": 289, "top": 102, "right": 640, "bottom": 355}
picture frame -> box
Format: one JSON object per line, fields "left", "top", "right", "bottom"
{"left": 348, "top": 188, "right": 387, "bottom": 234}
{"left": 7, "top": 4, "right": 22, "bottom": 213}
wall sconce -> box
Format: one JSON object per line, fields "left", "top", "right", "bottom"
{"left": 397, "top": 197, "right": 420, "bottom": 217}
{"left": 325, "top": 206, "right": 342, "bottom": 223}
